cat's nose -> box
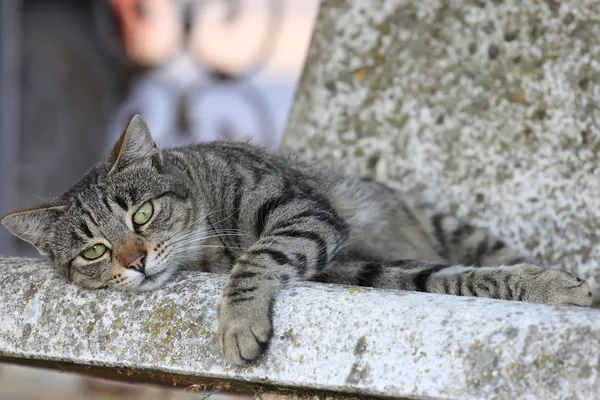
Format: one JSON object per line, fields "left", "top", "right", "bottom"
{"left": 125, "top": 251, "right": 146, "bottom": 273}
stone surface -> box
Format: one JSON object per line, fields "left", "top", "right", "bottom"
{"left": 283, "top": 0, "right": 600, "bottom": 292}
{"left": 1, "top": 257, "right": 600, "bottom": 399}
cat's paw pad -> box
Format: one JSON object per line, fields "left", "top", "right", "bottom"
{"left": 218, "top": 308, "right": 272, "bottom": 366}
{"left": 515, "top": 264, "right": 593, "bottom": 307}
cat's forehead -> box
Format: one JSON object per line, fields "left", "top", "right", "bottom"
{"left": 48, "top": 164, "right": 167, "bottom": 247}
{"left": 63, "top": 163, "right": 166, "bottom": 204}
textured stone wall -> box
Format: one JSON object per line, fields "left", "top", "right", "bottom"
{"left": 283, "top": 0, "right": 600, "bottom": 291}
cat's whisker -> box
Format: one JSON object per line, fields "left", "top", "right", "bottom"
{"left": 201, "top": 206, "right": 247, "bottom": 221}
{"left": 201, "top": 245, "right": 246, "bottom": 250}
{"left": 166, "top": 235, "right": 242, "bottom": 254}
{"left": 167, "top": 221, "right": 254, "bottom": 243}
{"left": 23, "top": 188, "right": 51, "bottom": 203}
{"left": 164, "top": 211, "right": 255, "bottom": 248}
{"left": 172, "top": 244, "right": 246, "bottom": 252}
{"left": 207, "top": 206, "right": 245, "bottom": 227}
{"left": 180, "top": 230, "right": 253, "bottom": 240}
{"left": 169, "top": 232, "right": 253, "bottom": 247}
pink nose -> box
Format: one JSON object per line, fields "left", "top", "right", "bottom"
{"left": 126, "top": 253, "right": 146, "bottom": 273}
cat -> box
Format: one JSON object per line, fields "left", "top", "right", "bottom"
{"left": 2, "top": 115, "right": 592, "bottom": 365}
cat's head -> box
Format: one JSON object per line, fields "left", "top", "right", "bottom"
{"left": 2, "top": 115, "right": 203, "bottom": 291}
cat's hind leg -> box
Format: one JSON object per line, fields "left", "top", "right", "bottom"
{"left": 318, "top": 259, "right": 593, "bottom": 306}
{"left": 416, "top": 205, "right": 533, "bottom": 267}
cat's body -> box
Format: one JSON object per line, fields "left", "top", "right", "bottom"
{"left": 2, "top": 115, "right": 592, "bottom": 366}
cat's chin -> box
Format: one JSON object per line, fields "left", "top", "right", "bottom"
{"left": 135, "top": 267, "right": 176, "bottom": 292}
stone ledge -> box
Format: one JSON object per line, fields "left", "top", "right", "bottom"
{"left": 1, "top": 256, "right": 599, "bottom": 399}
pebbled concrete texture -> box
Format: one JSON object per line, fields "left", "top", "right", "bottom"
{"left": 1, "top": 257, "right": 600, "bottom": 399}
{"left": 283, "top": 0, "right": 600, "bottom": 292}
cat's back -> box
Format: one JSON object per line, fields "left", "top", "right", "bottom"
{"left": 164, "top": 140, "right": 345, "bottom": 190}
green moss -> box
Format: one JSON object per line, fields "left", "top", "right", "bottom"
{"left": 281, "top": 328, "right": 295, "bottom": 341}
{"left": 353, "top": 336, "right": 367, "bottom": 356}
{"left": 135, "top": 298, "right": 204, "bottom": 364}
{"left": 86, "top": 319, "right": 97, "bottom": 336}
{"left": 346, "top": 362, "right": 371, "bottom": 385}
{"left": 21, "top": 324, "right": 32, "bottom": 341}
{"left": 112, "top": 316, "right": 125, "bottom": 331}
{"left": 23, "top": 284, "right": 39, "bottom": 304}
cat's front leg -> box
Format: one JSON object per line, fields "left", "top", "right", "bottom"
{"left": 218, "top": 200, "right": 349, "bottom": 365}
{"left": 217, "top": 252, "right": 278, "bottom": 365}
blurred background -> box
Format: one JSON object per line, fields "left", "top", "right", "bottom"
{"left": 0, "top": 0, "right": 319, "bottom": 398}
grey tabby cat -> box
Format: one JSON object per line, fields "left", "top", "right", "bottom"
{"left": 2, "top": 115, "right": 592, "bottom": 365}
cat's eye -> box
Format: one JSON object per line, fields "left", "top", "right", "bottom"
{"left": 82, "top": 244, "right": 107, "bottom": 260}
{"left": 133, "top": 201, "right": 153, "bottom": 226}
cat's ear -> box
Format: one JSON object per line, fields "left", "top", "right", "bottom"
{"left": 1, "top": 205, "right": 65, "bottom": 255}
{"left": 109, "top": 114, "right": 161, "bottom": 174}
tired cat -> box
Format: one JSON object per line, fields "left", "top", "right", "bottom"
{"left": 2, "top": 115, "right": 592, "bottom": 365}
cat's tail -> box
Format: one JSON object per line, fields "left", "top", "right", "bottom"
{"left": 316, "top": 259, "right": 593, "bottom": 307}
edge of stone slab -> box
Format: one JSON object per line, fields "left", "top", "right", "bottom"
{"left": 1, "top": 257, "right": 600, "bottom": 400}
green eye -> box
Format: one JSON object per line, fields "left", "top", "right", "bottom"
{"left": 133, "top": 201, "right": 153, "bottom": 226}
{"left": 82, "top": 244, "right": 107, "bottom": 260}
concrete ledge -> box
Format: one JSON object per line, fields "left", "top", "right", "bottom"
{"left": 1, "top": 256, "right": 599, "bottom": 399}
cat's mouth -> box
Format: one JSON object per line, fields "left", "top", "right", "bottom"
{"left": 142, "top": 269, "right": 166, "bottom": 283}
{"left": 135, "top": 266, "right": 176, "bottom": 291}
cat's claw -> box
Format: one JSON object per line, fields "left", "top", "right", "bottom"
{"left": 219, "top": 306, "right": 272, "bottom": 365}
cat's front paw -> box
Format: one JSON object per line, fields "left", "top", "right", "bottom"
{"left": 218, "top": 302, "right": 273, "bottom": 365}
{"left": 514, "top": 264, "right": 593, "bottom": 307}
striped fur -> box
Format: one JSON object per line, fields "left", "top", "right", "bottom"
{"left": 2, "top": 115, "right": 592, "bottom": 366}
